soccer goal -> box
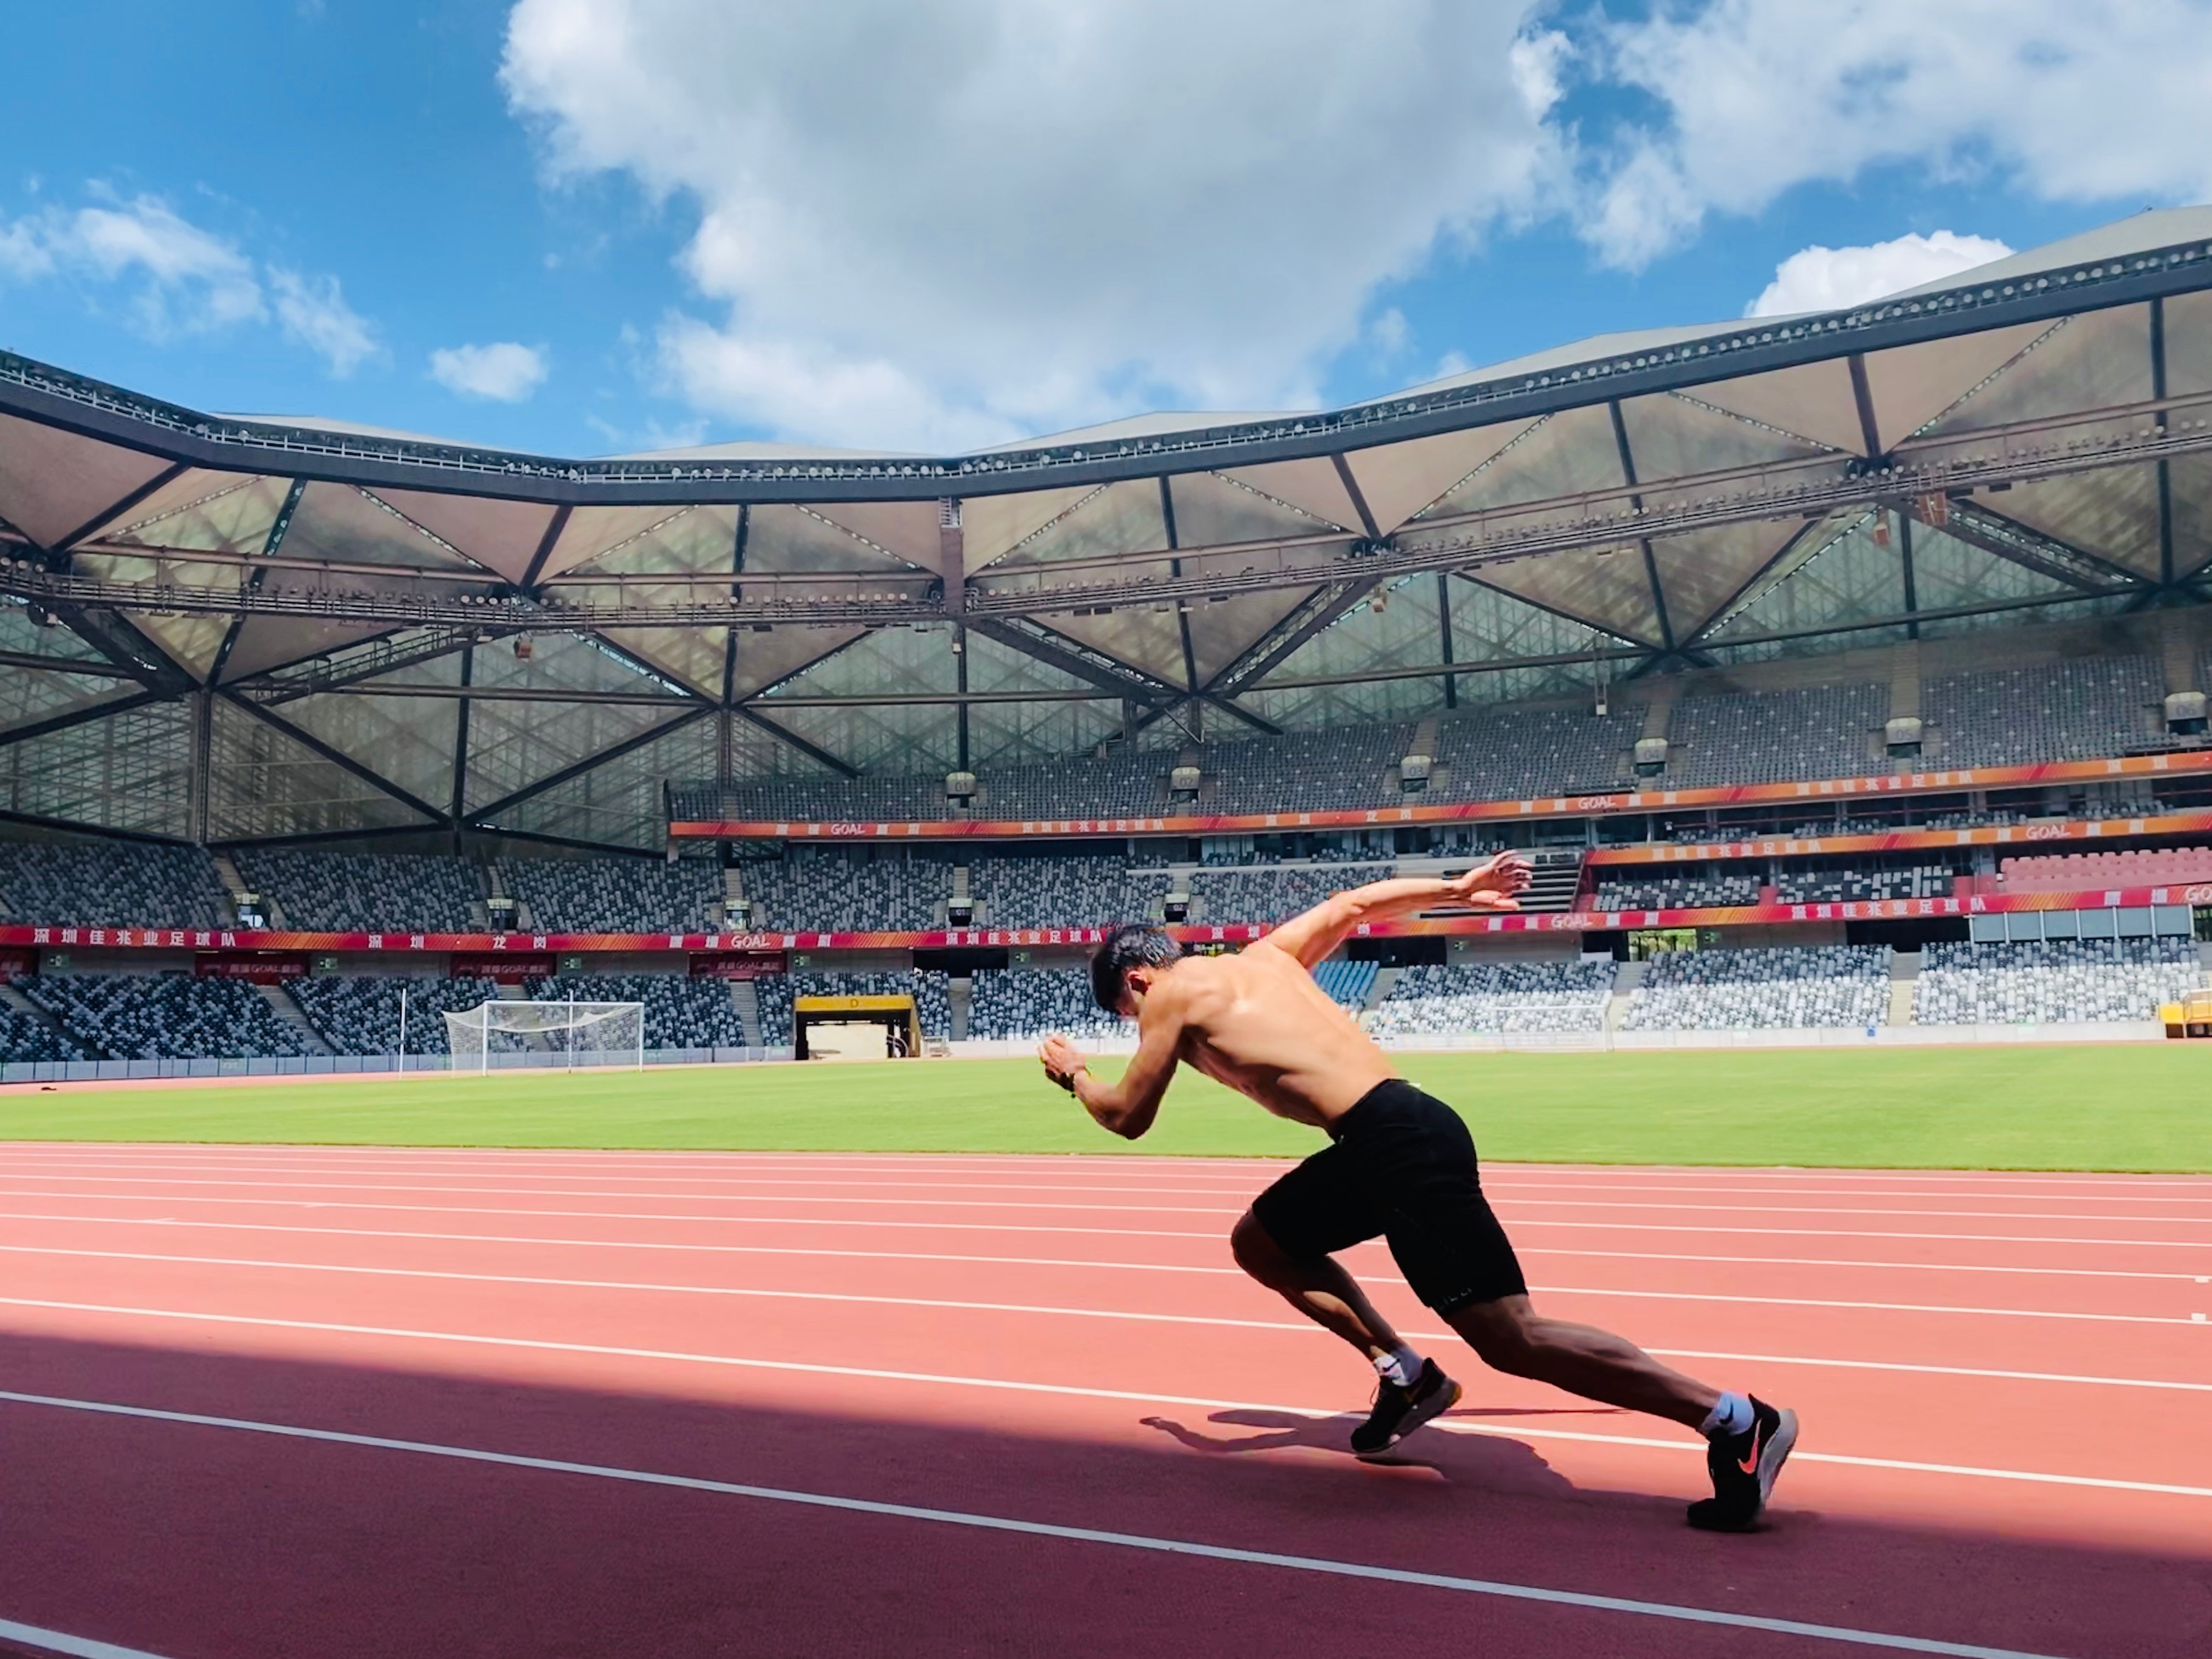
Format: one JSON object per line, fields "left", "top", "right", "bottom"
{"left": 444, "top": 1000, "right": 645, "bottom": 1074}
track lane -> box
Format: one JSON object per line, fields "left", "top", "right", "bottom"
{"left": 2, "top": 1148, "right": 2207, "bottom": 1658}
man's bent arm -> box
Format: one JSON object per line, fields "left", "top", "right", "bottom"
{"left": 1070, "top": 985, "right": 1188, "bottom": 1139}
{"left": 1259, "top": 876, "right": 1464, "bottom": 970}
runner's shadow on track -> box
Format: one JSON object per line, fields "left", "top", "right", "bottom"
{"left": 1137, "top": 1409, "right": 1579, "bottom": 1498}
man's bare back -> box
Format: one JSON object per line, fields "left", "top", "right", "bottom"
{"left": 1134, "top": 947, "right": 1397, "bottom": 1128}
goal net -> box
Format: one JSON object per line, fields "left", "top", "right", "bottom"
{"left": 444, "top": 1000, "right": 645, "bottom": 1074}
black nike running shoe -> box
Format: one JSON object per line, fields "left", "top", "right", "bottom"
{"left": 1351, "top": 1358, "right": 1462, "bottom": 1459}
{"left": 1687, "top": 1396, "right": 1798, "bottom": 1532}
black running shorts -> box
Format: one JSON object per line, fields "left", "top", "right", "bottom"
{"left": 1249, "top": 1079, "right": 1526, "bottom": 1315}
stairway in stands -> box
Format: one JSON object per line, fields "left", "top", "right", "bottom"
{"left": 729, "top": 979, "right": 763, "bottom": 1047}
{"left": 257, "top": 983, "right": 334, "bottom": 1054}
{"left": 1515, "top": 851, "right": 1587, "bottom": 913}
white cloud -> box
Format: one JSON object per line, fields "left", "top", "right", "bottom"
{"left": 501, "top": 0, "right": 1561, "bottom": 448}
{"left": 1747, "top": 230, "right": 2015, "bottom": 318}
{"left": 0, "top": 190, "right": 377, "bottom": 373}
{"left": 270, "top": 268, "right": 379, "bottom": 375}
{"left": 1584, "top": 0, "right": 2212, "bottom": 268}
{"left": 429, "top": 340, "right": 551, "bottom": 402}
{"left": 44, "top": 194, "right": 264, "bottom": 335}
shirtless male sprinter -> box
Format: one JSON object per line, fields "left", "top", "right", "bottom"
{"left": 1037, "top": 853, "right": 1797, "bottom": 1532}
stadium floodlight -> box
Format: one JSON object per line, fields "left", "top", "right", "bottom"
{"left": 444, "top": 1000, "right": 645, "bottom": 1075}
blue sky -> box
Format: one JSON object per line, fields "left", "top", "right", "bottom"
{"left": 2, "top": 2, "right": 2205, "bottom": 458}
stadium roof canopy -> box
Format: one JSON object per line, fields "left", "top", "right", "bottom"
{"left": 3, "top": 207, "right": 2212, "bottom": 851}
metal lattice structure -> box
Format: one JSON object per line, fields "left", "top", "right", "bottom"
{"left": 6, "top": 208, "right": 2212, "bottom": 851}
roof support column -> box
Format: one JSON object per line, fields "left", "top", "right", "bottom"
{"left": 449, "top": 643, "right": 473, "bottom": 845}
{"left": 2153, "top": 296, "right": 2176, "bottom": 590}
{"left": 1435, "top": 571, "right": 1458, "bottom": 708}
{"left": 1898, "top": 509, "right": 1920, "bottom": 640}
{"left": 190, "top": 687, "right": 214, "bottom": 847}
{"left": 943, "top": 498, "right": 969, "bottom": 771}
{"left": 1607, "top": 400, "right": 1676, "bottom": 654}
{"left": 1161, "top": 477, "right": 1201, "bottom": 738}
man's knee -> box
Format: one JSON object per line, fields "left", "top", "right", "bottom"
{"left": 1230, "top": 1209, "right": 1299, "bottom": 1284}
{"left": 1448, "top": 1295, "right": 1544, "bottom": 1375}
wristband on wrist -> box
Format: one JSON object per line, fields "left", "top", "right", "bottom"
{"left": 1051, "top": 1064, "right": 1086, "bottom": 1093}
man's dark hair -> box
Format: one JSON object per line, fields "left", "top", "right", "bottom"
{"left": 1091, "top": 923, "right": 1184, "bottom": 1013}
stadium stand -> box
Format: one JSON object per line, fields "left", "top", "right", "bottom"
{"left": 914, "top": 969, "right": 951, "bottom": 1040}
{"left": 1923, "top": 656, "right": 2163, "bottom": 767}
{"left": 20, "top": 974, "right": 318, "bottom": 1059}
{"left": 671, "top": 773, "right": 940, "bottom": 825}
{"left": 0, "top": 1005, "right": 87, "bottom": 1062}
{"left": 1190, "top": 863, "right": 1394, "bottom": 923}
{"left": 1198, "top": 725, "right": 1412, "bottom": 815}
{"left": 1593, "top": 873, "right": 1762, "bottom": 910}
{"left": 978, "top": 751, "right": 1168, "bottom": 819}
{"left": 1367, "top": 961, "right": 1612, "bottom": 1039}
{"left": 498, "top": 858, "right": 722, "bottom": 933}
{"left": 287, "top": 976, "right": 505, "bottom": 1057}
{"left": 2000, "top": 847, "right": 2212, "bottom": 893}
{"left": 238, "top": 850, "right": 483, "bottom": 933}
{"left": 967, "top": 967, "right": 1126, "bottom": 1041}
{"left": 1773, "top": 865, "right": 1958, "bottom": 904}
{"left": 1621, "top": 947, "right": 1889, "bottom": 1030}
{"left": 743, "top": 853, "right": 946, "bottom": 932}
{"left": 1431, "top": 706, "right": 1645, "bottom": 800}
{"left": 528, "top": 974, "right": 746, "bottom": 1049}
{"left": 1914, "top": 939, "right": 2200, "bottom": 1025}
{"left": 1666, "top": 684, "right": 1887, "bottom": 787}
{"left": 970, "top": 856, "right": 1170, "bottom": 929}
{"left": 1311, "top": 958, "right": 1378, "bottom": 1009}
{"left": 0, "top": 842, "right": 229, "bottom": 929}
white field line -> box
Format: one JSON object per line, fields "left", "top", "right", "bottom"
{"left": 4, "top": 1209, "right": 2202, "bottom": 1285}
{"left": 3, "top": 1188, "right": 2210, "bottom": 1254}
{"left": 3, "top": 1304, "right": 2209, "bottom": 1496}
{"left": 7, "top": 1243, "right": 2204, "bottom": 1336}
{"left": 1, "top": 1171, "right": 2207, "bottom": 1231}
{"left": 4, "top": 1158, "right": 2209, "bottom": 1210}
{"left": 0, "top": 1616, "right": 177, "bottom": 1659}
{"left": 0, "top": 1392, "right": 2080, "bottom": 1659}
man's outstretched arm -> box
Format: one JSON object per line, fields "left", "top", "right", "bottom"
{"left": 1037, "top": 977, "right": 1189, "bottom": 1139}
{"left": 1259, "top": 851, "right": 1531, "bottom": 970}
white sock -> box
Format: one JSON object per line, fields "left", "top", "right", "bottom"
{"left": 1700, "top": 1391, "right": 1753, "bottom": 1441}
{"left": 1372, "top": 1345, "right": 1424, "bottom": 1388}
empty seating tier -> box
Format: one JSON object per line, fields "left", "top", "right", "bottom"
{"left": 1621, "top": 947, "right": 1889, "bottom": 1031}
{"left": 1914, "top": 939, "right": 2200, "bottom": 1025}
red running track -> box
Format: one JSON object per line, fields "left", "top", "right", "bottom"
{"left": 0, "top": 1146, "right": 2208, "bottom": 1658}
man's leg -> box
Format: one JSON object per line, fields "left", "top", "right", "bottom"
{"left": 1229, "top": 1208, "right": 1401, "bottom": 1361}
{"left": 1232, "top": 1207, "right": 1460, "bottom": 1457}
{"left": 1446, "top": 1294, "right": 1717, "bottom": 1428}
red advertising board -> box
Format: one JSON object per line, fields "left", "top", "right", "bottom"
{"left": 194, "top": 952, "right": 308, "bottom": 982}
{"left": 450, "top": 953, "right": 556, "bottom": 983}
{"left": 689, "top": 951, "right": 789, "bottom": 979}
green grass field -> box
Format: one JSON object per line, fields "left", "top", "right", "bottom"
{"left": 2, "top": 1045, "right": 2206, "bottom": 1170}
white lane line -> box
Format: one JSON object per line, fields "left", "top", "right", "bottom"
{"left": 8, "top": 1159, "right": 2209, "bottom": 1210}
{"left": 7, "top": 1209, "right": 2200, "bottom": 1285}
{"left": 9, "top": 1243, "right": 2203, "bottom": 1334}
{"left": 7, "top": 1293, "right": 2212, "bottom": 1425}
{"left": 0, "top": 1616, "right": 177, "bottom": 1659}
{"left": 12, "top": 1144, "right": 2205, "bottom": 1184}
{"left": 4, "top": 1172, "right": 2207, "bottom": 1230}
{"left": 12, "top": 1151, "right": 2208, "bottom": 1205}
{"left": 5, "top": 1188, "right": 2212, "bottom": 1253}
{"left": 0, "top": 1392, "right": 2076, "bottom": 1659}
